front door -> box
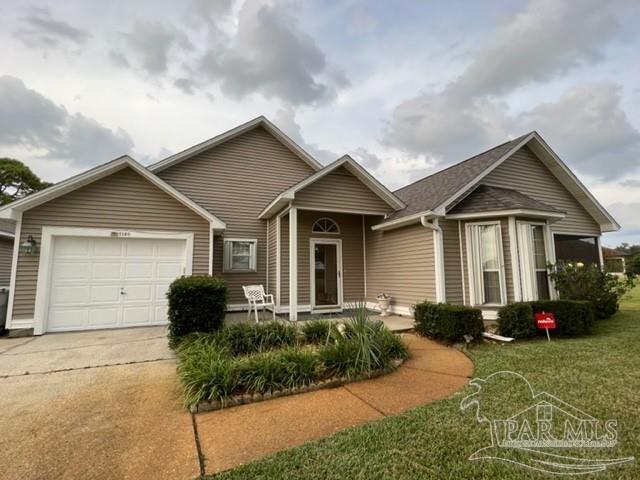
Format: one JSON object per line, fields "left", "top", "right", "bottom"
{"left": 310, "top": 239, "right": 342, "bottom": 310}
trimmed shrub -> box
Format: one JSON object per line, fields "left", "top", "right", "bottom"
{"left": 301, "top": 319, "right": 336, "bottom": 344}
{"left": 497, "top": 303, "right": 536, "bottom": 339}
{"left": 414, "top": 302, "right": 484, "bottom": 342}
{"left": 530, "top": 300, "right": 595, "bottom": 337}
{"left": 238, "top": 349, "right": 320, "bottom": 393}
{"left": 549, "top": 263, "right": 633, "bottom": 319}
{"left": 167, "top": 275, "right": 227, "bottom": 348}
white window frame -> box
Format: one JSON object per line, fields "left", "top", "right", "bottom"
{"left": 311, "top": 217, "right": 340, "bottom": 234}
{"left": 223, "top": 238, "right": 257, "bottom": 273}
{"left": 465, "top": 220, "right": 508, "bottom": 307}
{"left": 516, "top": 221, "right": 554, "bottom": 301}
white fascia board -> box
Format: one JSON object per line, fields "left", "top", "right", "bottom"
{"left": 149, "top": 116, "right": 322, "bottom": 173}
{"left": 0, "top": 231, "right": 15, "bottom": 239}
{"left": 445, "top": 209, "right": 566, "bottom": 221}
{"left": 259, "top": 155, "right": 405, "bottom": 219}
{"left": 0, "top": 155, "right": 226, "bottom": 230}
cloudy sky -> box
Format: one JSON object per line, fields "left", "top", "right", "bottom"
{"left": 0, "top": 0, "right": 639, "bottom": 246}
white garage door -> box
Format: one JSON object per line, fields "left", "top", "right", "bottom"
{"left": 47, "top": 236, "right": 187, "bottom": 332}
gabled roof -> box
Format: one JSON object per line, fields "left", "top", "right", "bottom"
{"left": 0, "top": 156, "right": 226, "bottom": 229}
{"left": 375, "top": 132, "right": 619, "bottom": 232}
{"left": 258, "top": 154, "right": 406, "bottom": 219}
{"left": 448, "top": 185, "right": 564, "bottom": 215}
{"left": 148, "top": 116, "right": 323, "bottom": 173}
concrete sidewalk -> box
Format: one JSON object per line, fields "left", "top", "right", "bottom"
{"left": 195, "top": 334, "right": 473, "bottom": 474}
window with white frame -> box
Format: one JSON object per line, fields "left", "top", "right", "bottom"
{"left": 312, "top": 217, "right": 340, "bottom": 234}
{"left": 467, "top": 222, "right": 506, "bottom": 305}
{"left": 223, "top": 239, "right": 257, "bottom": 272}
{"left": 516, "top": 222, "right": 551, "bottom": 300}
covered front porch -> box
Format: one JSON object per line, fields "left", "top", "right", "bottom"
{"left": 224, "top": 309, "right": 415, "bottom": 333}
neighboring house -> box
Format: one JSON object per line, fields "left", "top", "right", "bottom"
{"left": 0, "top": 117, "right": 619, "bottom": 335}
{"left": 602, "top": 247, "right": 631, "bottom": 275}
{"left": 0, "top": 220, "right": 15, "bottom": 288}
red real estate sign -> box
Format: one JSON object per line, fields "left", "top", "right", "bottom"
{"left": 535, "top": 312, "right": 556, "bottom": 329}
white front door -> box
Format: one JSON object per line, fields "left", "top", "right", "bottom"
{"left": 310, "top": 239, "right": 342, "bottom": 311}
{"left": 46, "top": 236, "right": 186, "bottom": 332}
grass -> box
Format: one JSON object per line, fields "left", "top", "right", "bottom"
{"left": 208, "top": 287, "right": 640, "bottom": 479}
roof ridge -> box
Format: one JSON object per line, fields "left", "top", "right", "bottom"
{"left": 393, "top": 132, "right": 532, "bottom": 194}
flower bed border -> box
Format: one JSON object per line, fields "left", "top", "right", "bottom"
{"left": 190, "top": 358, "right": 404, "bottom": 413}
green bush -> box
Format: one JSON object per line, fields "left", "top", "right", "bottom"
{"left": 497, "top": 303, "right": 536, "bottom": 339}
{"left": 167, "top": 275, "right": 227, "bottom": 348}
{"left": 238, "top": 349, "right": 320, "bottom": 392}
{"left": 530, "top": 300, "right": 595, "bottom": 337}
{"left": 177, "top": 342, "right": 238, "bottom": 405}
{"left": 414, "top": 302, "right": 484, "bottom": 342}
{"left": 549, "top": 263, "right": 633, "bottom": 319}
{"left": 301, "top": 319, "right": 336, "bottom": 344}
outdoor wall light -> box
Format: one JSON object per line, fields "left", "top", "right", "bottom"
{"left": 19, "top": 235, "right": 38, "bottom": 255}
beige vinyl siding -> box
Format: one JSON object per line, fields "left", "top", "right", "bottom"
{"left": 298, "top": 211, "right": 364, "bottom": 306}
{"left": 365, "top": 219, "right": 436, "bottom": 309}
{"left": 294, "top": 166, "right": 393, "bottom": 214}
{"left": 0, "top": 237, "right": 13, "bottom": 286}
{"left": 441, "top": 219, "right": 464, "bottom": 304}
{"left": 483, "top": 146, "right": 601, "bottom": 235}
{"left": 459, "top": 217, "right": 514, "bottom": 305}
{"left": 13, "top": 167, "right": 210, "bottom": 320}
{"left": 157, "top": 126, "right": 315, "bottom": 304}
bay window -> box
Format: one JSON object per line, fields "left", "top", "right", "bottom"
{"left": 467, "top": 222, "right": 507, "bottom": 305}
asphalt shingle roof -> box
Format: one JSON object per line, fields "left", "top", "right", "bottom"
{"left": 448, "top": 184, "right": 564, "bottom": 214}
{"left": 387, "top": 133, "right": 531, "bottom": 221}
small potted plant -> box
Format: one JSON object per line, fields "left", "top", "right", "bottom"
{"left": 376, "top": 293, "right": 392, "bottom": 317}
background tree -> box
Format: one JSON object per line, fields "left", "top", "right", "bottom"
{"left": 627, "top": 255, "right": 640, "bottom": 278}
{"left": 0, "top": 158, "right": 52, "bottom": 205}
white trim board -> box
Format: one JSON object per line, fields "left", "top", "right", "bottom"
{"left": 31, "top": 226, "right": 194, "bottom": 335}
{"left": 259, "top": 154, "right": 405, "bottom": 219}
{"left": 5, "top": 212, "right": 22, "bottom": 330}
{"left": 149, "top": 116, "right": 322, "bottom": 173}
{"left": 0, "top": 156, "right": 226, "bottom": 230}
{"left": 446, "top": 209, "right": 565, "bottom": 221}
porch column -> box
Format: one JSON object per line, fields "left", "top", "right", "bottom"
{"left": 289, "top": 206, "right": 298, "bottom": 321}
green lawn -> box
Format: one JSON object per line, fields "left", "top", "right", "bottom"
{"left": 210, "top": 288, "right": 640, "bottom": 479}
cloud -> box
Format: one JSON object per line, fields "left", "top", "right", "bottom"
{"left": 196, "top": 1, "right": 349, "bottom": 105}
{"left": 0, "top": 76, "right": 133, "bottom": 167}
{"left": 112, "top": 22, "right": 193, "bottom": 75}
{"left": 385, "top": 0, "right": 635, "bottom": 174}
{"left": 273, "top": 108, "right": 337, "bottom": 163}
{"left": 517, "top": 84, "right": 640, "bottom": 179}
{"left": 14, "top": 7, "right": 90, "bottom": 50}
{"left": 620, "top": 179, "right": 640, "bottom": 188}
{"left": 606, "top": 202, "right": 640, "bottom": 238}
{"left": 350, "top": 147, "right": 382, "bottom": 170}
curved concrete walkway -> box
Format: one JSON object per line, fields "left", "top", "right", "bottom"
{"left": 195, "top": 333, "right": 474, "bottom": 475}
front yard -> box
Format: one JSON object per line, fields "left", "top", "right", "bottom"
{"left": 210, "top": 287, "right": 640, "bottom": 479}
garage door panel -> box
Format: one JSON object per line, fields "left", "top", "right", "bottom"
{"left": 157, "top": 262, "right": 183, "bottom": 279}
{"left": 126, "top": 240, "right": 154, "bottom": 257}
{"left": 125, "top": 263, "right": 154, "bottom": 279}
{"left": 87, "top": 307, "right": 120, "bottom": 327}
{"left": 123, "top": 285, "right": 153, "bottom": 301}
{"left": 90, "top": 285, "right": 121, "bottom": 303}
{"left": 51, "top": 285, "right": 91, "bottom": 304}
{"left": 55, "top": 237, "right": 90, "bottom": 257}
{"left": 122, "top": 306, "right": 151, "bottom": 325}
{"left": 53, "top": 262, "right": 91, "bottom": 280}
{"left": 47, "top": 235, "right": 188, "bottom": 333}
{"left": 92, "top": 263, "right": 122, "bottom": 280}
{"left": 93, "top": 238, "right": 124, "bottom": 256}
{"left": 157, "top": 240, "right": 184, "bottom": 257}
{"left": 48, "top": 309, "right": 87, "bottom": 331}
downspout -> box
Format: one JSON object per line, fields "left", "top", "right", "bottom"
{"left": 421, "top": 215, "right": 446, "bottom": 303}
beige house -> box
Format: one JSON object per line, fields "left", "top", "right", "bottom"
{"left": 0, "top": 117, "right": 619, "bottom": 335}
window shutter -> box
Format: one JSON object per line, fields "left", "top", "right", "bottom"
{"left": 223, "top": 240, "right": 232, "bottom": 271}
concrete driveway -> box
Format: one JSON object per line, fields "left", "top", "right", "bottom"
{"left": 0, "top": 327, "right": 200, "bottom": 480}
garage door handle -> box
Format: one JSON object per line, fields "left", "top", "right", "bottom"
{"left": 120, "top": 288, "right": 126, "bottom": 295}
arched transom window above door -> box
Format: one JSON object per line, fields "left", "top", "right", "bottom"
{"left": 312, "top": 217, "right": 340, "bottom": 234}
